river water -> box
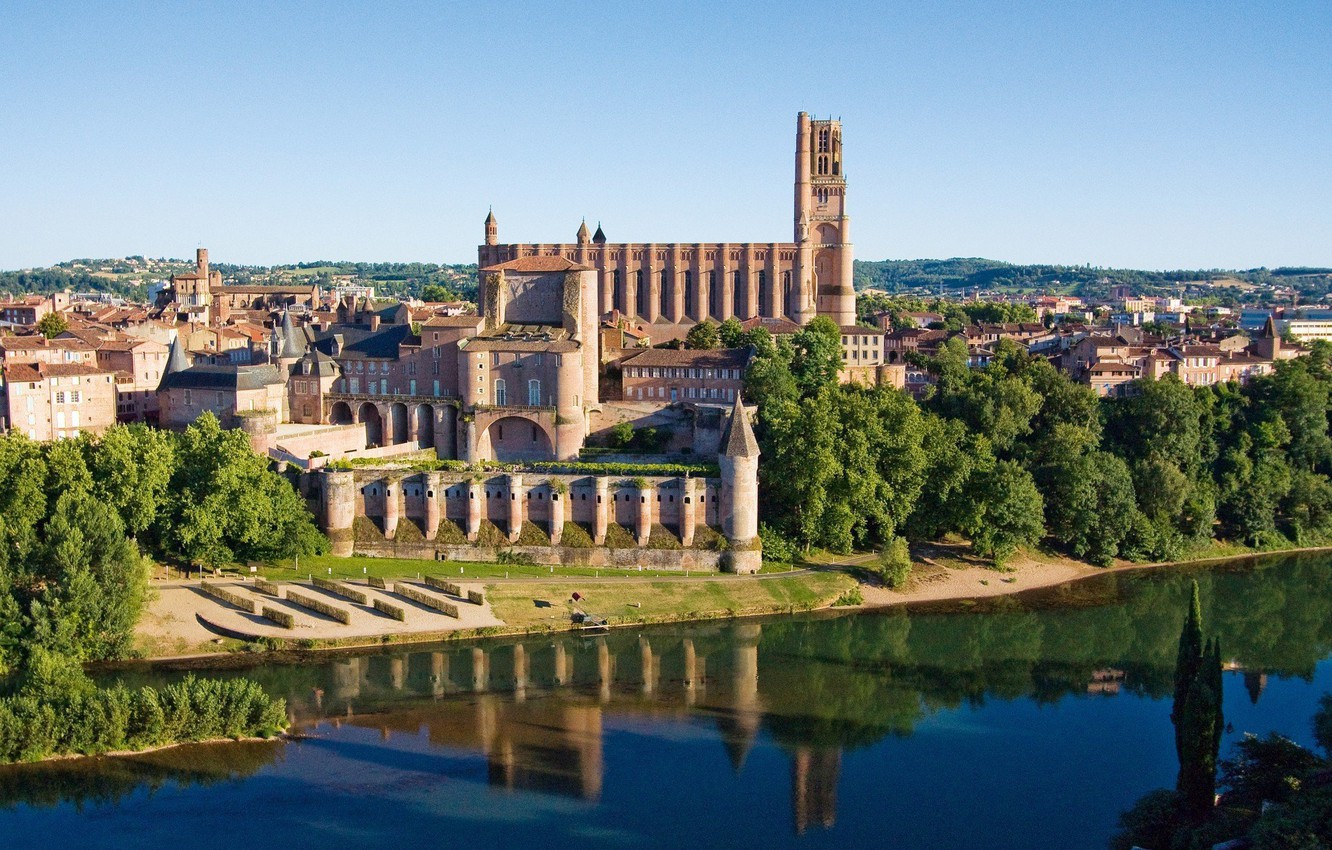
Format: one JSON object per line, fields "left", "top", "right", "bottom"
{"left": 2, "top": 555, "right": 1331, "bottom": 849}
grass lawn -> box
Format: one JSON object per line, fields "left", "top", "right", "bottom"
{"left": 228, "top": 554, "right": 805, "bottom": 582}
{"left": 484, "top": 571, "right": 855, "bottom": 631}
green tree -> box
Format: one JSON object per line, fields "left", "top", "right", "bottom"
{"left": 162, "top": 413, "right": 326, "bottom": 566}
{"left": 420, "top": 283, "right": 457, "bottom": 302}
{"left": 35, "top": 312, "right": 68, "bottom": 339}
{"left": 718, "top": 317, "right": 746, "bottom": 349}
{"left": 1171, "top": 581, "right": 1224, "bottom": 815}
{"left": 684, "top": 320, "right": 721, "bottom": 350}
{"left": 88, "top": 424, "right": 177, "bottom": 539}
{"left": 789, "top": 316, "right": 843, "bottom": 397}
{"left": 968, "top": 460, "right": 1044, "bottom": 566}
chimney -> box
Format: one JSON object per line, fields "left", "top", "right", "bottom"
{"left": 370, "top": 314, "right": 381, "bottom": 331}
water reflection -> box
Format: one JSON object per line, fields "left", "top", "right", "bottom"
{"left": 7, "top": 553, "right": 1332, "bottom": 841}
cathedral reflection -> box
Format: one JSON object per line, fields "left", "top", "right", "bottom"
{"left": 287, "top": 624, "right": 838, "bottom": 832}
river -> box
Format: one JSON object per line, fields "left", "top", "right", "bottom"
{"left": 2, "top": 554, "right": 1331, "bottom": 849}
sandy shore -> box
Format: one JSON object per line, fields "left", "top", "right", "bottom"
{"left": 860, "top": 556, "right": 1097, "bottom": 607}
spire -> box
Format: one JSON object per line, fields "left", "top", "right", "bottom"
{"left": 592, "top": 221, "right": 606, "bottom": 244}
{"left": 1262, "top": 314, "right": 1278, "bottom": 339}
{"left": 722, "top": 395, "right": 759, "bottom": 458}
{"left": 164, "top": 336, "right": 190, "bottom": 377}
{"left": 280, "top": 310, "right": 305, "bottom": 359}
{"left": 484, "top": 207, "right": 498, "bottom": 246}
{"left": 576, "top": 218, "right": 591, "bottom": 244}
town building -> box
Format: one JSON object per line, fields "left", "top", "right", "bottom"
{"left": 0, "top": 361, "right": 118, "bottom": 440}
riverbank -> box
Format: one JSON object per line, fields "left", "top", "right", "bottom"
{"left": 129, "top": 541, "right": 1332, "bottom": 665}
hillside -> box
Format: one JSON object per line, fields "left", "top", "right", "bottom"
{"left": 853, "top": 258, "right": 1332, "bottom": 302}
{"left": 0, "top": 259, "right": 479, "bottom": 301}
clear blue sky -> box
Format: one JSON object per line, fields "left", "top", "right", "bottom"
{"left": 1, "top": 1, "right": 1328, "bottom": 271}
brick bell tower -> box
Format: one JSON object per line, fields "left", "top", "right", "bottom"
{"left": 793, "top": 113, "right": 855, "bottom": 327}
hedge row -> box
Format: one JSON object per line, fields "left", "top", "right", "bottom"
{"left": 424, "top": 576, "right": 462, "bottom": 597}
{"left": 200, "top": 581, "right": 256, "bottom": 614}
{"left": 285, "top": 591, "right": 351, "bottom": 624}
{"left": 467, "top": 590, "right": 485, "bottom": 605}
{"left": 393, "top": 584, "right": 459, "bottom": 618}
{"left": 367, "top": 576, "right": 387, "bottom": 590}
{"left": 0, "top": 675, "right": 287, "bottom": 764}
{"left": 312, "top": 577, "right": 368, "bottom": 605}
{"left": 373, "top": 599, "right": 406, "bottom": 621}
{"left": 261, "top": 606, "right": 294, "bottom": 629}
{"left": 254, "top": 578, "right": 281, "bottom": 597}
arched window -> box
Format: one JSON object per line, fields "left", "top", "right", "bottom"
{"left": 636, "top": 270, "right": 647, "bottom": 315}
{"left": 659, "top": 269, "right": 670, "bottom": 317}
{"left": 528, "top": 379, "right": 541, "bottom": 406}
{"left": 683, "top": 271, "right": 694, "bottom": 316}
{"left": 758, "top": 270, "right": 768, "bottom": 314}
{"left": 494, "top": 379, "right": 507, "bottom": 406}
{"left": 733, "top": 270, "right": 746, "bottom": 318}
{"left": 709, "top": 271, "right": 719, "bottom": 318}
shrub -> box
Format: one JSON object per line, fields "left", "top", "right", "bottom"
{"left": 261, "top": 607, "right": 294, "bottom": 629}
{"left": 879, "top": 536, "right": 912, "bottom": 588}
{"left": 0, "top": 671, "right": 288, "bottom": 764}
{"left": 467, "top": 590, "right": 485, "bottom": 605}
{"left": 373, "top": 599, "right": 406, "bottom": 621}
{"left": 200, "top": 582, "right": 257, "bottom": 614}
{"left": 497, "top": 549, "right": 534, "bottom": 565}
{"left": 285, "top": 591, "right": 351, "bottom": 624}
{"left": 312, "top": 577, "right": 368, "bottom": 605}
{"left": 254, "top": 578, "right": 281, "bottom": 597}
{"left": 759, "top": 524, "right": 797, "bottom": 563}
{"left": 367, "top": 576, "right": 387, "bottom": 590}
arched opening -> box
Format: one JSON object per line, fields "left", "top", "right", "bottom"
{"left": 389, "top": 402, "right": 409, "bottom": 445}
{"left": 415, "top": 404, "right": 434, "bottom": 448}
{"left": 817, "top": 223, "right": 838, "bottom": 244}
{"left": 484, "top": 416, "right": 554, "bottom": 462}
{"left": 330, "top": 401, "right": 353, "bottom": 425}
{"left": 357, "top": 403, "right": 382, "bottom": 447}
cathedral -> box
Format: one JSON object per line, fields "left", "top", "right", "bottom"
{"left": 477, "top": 113, "right": 856, "bottom": 338}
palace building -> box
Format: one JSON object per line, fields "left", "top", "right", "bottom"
{"left": 478, "top": 113, "right": 856, "bottom": 338}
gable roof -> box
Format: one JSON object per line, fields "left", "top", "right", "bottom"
{"left": 479, "top": 256, "right": 591, "bottom": 273}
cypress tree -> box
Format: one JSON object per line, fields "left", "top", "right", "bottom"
{"left": 1171, "top": 581, "right": 1224, "bottom": 814}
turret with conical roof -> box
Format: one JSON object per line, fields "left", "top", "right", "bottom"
{"left": 719, "top": 395, "right": 761, "bottom": 573}
{"left": 484, "top": 208, "right": 498, "bottom": 246}
{"left": 160, "top": 336, "right": 191, "bottom": 388}
{"left": 279, "top": 310, "right": 306, "bottom": 362}
{"left": 592, "top": 222, "right": 606, "bottom": 244}
{"left": 576, "top": 219, "right": 591, "bottom": 245}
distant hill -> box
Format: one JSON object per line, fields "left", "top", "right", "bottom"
{"left": 853, "top": 258, "right": 1332, "bottom": 301}
{"left": 0, "top": 259, "right": 480, "bottom": 301}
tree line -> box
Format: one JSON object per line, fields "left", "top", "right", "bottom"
{"left": 0, "top": 413, "right": 318, "bottom": 761}
{"left": 747, "top": 318, "right": 1332, "bottom": 569}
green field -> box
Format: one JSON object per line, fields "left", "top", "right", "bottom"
{"left": 248, "top": 553, "right": 799, "bottom": 582}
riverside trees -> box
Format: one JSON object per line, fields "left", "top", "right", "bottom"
{"left": 0, "top": 414, "right": 325, "bottom": 671}
{"left": 748, "top": 323, "right": 1332, "bottom": 566}
{"left": 0, "top": 414, "right": 310, "bottom": 761}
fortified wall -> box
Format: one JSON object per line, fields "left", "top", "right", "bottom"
{"left": 314, "top": 464, "right": 760, "bottom": 573}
